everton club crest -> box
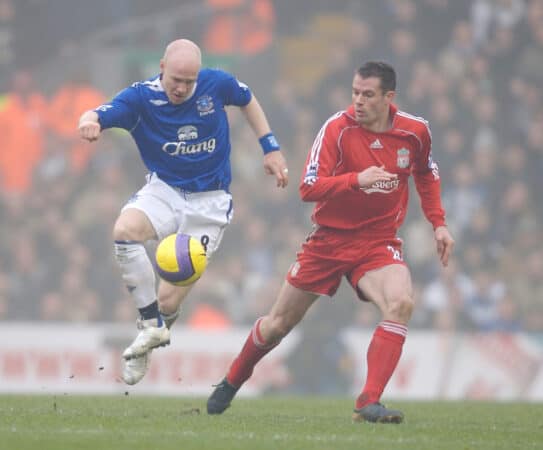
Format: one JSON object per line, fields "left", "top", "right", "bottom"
{"left": 196, "top": 95, "right": 215, "bottom": 116}
{"left": 396, "top": 148, "right": 410, "bottom": 169}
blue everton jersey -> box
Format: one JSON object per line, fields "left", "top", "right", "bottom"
{"left": 95, "top": 68, "right": 252, "bottom": 192}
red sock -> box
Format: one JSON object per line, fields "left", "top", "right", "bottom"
{"left": 355, "top": 320, "right": 407, "bottom": 410}
{"left": 226, "top": 317, "right": 279, "bottom": 388}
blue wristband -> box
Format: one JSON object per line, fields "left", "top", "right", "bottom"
{"left": 259, "top": 132, "right": 280, "bottom": 154}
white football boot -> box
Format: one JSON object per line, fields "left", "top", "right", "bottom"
{"left": 122, "top": 351, "right": 151, "bottom": 385}
{"left": 122, "top": 317, "right": 171, "bottom": 360}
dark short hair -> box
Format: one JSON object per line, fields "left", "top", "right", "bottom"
{"left": 356, "top": 62, "right": 396, "bottom": 93}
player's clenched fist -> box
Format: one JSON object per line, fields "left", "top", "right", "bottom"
{"left": 78, "top": 111, "right": 101, "bottom": 142}
{"left": 357, "top": 165, "right": 398, "bottom": 189}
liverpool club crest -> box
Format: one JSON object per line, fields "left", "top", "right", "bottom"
{"left": 396, "top": 148, "right": 410, "bottom": 169}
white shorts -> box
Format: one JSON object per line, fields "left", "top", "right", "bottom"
{"left": 122, "top": 173, "right": 233, "bottom": 257}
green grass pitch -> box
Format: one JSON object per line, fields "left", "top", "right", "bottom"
{"left": 0, "top": 395, "right": 541, "bottom": 450}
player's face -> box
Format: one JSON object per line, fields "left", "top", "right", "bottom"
{"left": 352, "top": 74, "right": 394, "bottom": 129}
{"left": 160, "top": 58, "right": 199, "bottom": 104}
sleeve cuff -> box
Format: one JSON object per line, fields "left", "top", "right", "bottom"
{"left": 349, "top": 172, "right": 360, "bottom": 190}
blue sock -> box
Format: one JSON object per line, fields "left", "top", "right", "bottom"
{"left": 138, "top": 301, "right": 164, "bottom": 326}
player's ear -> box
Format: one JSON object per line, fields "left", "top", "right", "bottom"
{"left": 159, "top": 58, "right": 165, "bottom": 73}
{"left": 384, "top": 90, "right": 395, "bottom": 103}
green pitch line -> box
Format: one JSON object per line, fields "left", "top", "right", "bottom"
{"left": 0, "top": 395, "right": 541, "bottom": 450}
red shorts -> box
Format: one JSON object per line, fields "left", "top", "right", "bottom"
{"left": 286, "top": 226, "right": 406, "bottom": 300}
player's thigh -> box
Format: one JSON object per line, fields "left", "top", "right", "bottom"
{"left": 181, "top": 191, "right": 233, "bottom": 257}
{"left": 115, "top": 175, "right": 180, "bottom": 241}
{"left": 357, "top": 264, "right": 413, "bottom": 315}
{"left": 265, "top": 280, "right": 319, "bottom": 335}
{"left": 113, "top": 207, "right": 157, "bottom": 241}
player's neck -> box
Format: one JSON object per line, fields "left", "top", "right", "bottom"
{"left": 362, "top": 113, "right": 392, "bottom": 133}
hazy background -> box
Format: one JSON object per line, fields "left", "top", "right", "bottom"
{"left": 1, "top": 0, "right": 542, "bottom": 395}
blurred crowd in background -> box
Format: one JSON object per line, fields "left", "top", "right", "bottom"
{"left": 1, "top": 0, "right": 542, "bottom": 339}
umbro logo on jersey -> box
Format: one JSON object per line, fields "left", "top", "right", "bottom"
{"left": 150, "top": 99, "right": 168, "bottom": 106}
{"left": 370, "top": 139, "right": 383, "bottom": 149}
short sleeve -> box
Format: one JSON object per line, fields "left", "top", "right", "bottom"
{"left": 95, "top": 85, "right": 141, "bottom": 131}
{"left": 217, "top": 71, "right": 252, "bottom": 107}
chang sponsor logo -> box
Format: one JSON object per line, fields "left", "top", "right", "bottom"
{"left": 177, "top": 125, "right": 198, "bottom": 140}
{"left": 361, "top": 178, "right": 400, "bottom": 194}
{"left": 162, "top": 138, "right": 217, "bottom": 156}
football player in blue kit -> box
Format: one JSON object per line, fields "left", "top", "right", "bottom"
{"left": 78, "top": 39, "right": 289, "bottom": 385}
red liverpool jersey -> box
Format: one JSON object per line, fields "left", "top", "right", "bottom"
{"left": 300, "top": 104, "right": 446, "bottom": 234}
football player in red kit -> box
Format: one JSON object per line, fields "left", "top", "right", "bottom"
{"left": 207, "top": 61, "right": 454, "bottom": 423}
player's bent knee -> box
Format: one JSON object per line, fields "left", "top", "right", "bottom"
{"left": 267, "top": 316, "right": 294, "bottom": 341}
{"left": 113, "top": 209, "right": 156, "bottom": 242}
{"left": 113, "top": 218, "right": 145, "bottom": 241}
{"left": 387, "top": 294, "right": 414, "bottom": 322}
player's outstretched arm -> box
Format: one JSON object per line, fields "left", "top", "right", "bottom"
{"left": 78, "top": 110, "right": 102, "bottom": 142}
{"left": 240, "top": 96, "right": 289, "bottom": 188}
{"left": 434, "top": 225, "right": 454, "bottom": 267}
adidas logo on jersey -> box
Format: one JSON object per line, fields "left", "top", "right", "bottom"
{"left": 370, "top": 139, "right": 383, "bottom": 149}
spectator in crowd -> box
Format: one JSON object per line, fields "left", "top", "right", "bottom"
{"left": 47, "top": 70, "right": 106, "bottom": 173}
{"left": 0, "top": 70, "right": 46, "bottom": 195}
{"left": 203, "top": 0, "right": 275, "bottom": 58}
{"left": 0, "top": 0, "right": 15, "bottom": 90}
{"left": 419, "top": 259, "right": 473, "bottom": 330}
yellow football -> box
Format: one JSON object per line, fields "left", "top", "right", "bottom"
{"left": 155, "top": 233, "right": 207, "bottom": 286}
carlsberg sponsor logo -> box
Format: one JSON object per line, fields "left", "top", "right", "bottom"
{"left": 162, "top": 138, "right": 217, "bottom": 156}
{"left": 361, "top": 179, "right": 400, "bottom": 194}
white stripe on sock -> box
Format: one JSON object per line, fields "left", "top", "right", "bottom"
{"left": 379, "top": 320, "right": 408, "bottom": 337}
{"left": 251, "top": 317, "right": 266, "bottom": 348}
